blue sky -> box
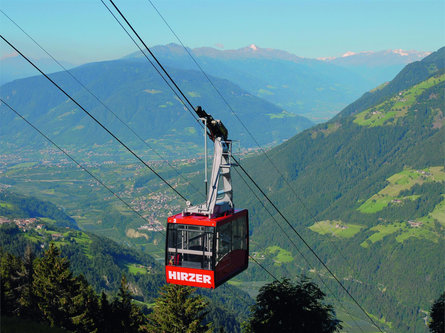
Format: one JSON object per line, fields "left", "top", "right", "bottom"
{"left": 1, "top": 0, "right": 444, "bottom": 64}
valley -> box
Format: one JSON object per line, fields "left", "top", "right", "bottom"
{"left": 1, "top": 38, "right": 443, "bottom": 332}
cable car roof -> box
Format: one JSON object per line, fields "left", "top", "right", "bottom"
{"left": 167, "top": 209, "right": 247, "bottom": 227}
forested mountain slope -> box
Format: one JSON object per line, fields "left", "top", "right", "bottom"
{"left": 0, "top": 190, "right": 252, "bottom": 332}
{"left": 0, "top": 190, "right": 78, "bottom": 229}
{"left": 234, "top": 46, "right": 445, "bottom": 332}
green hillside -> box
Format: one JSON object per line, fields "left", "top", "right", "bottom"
{"left": 232, "top": 46, "right": 445, "bottom": 332}
{"left": 0, "top": 190, "right": 252, "bottom": 332}
{"left": 354, "top": 73, "right": 445, "bottom": 127}
{"left": 0, "top": 191, "right": 78, "bottom": 229}
{"left": 0, "top": 197, "right": 161, "bottom": 300}
{"left": 337, "top": 46, "right": 445, "bottom": 119}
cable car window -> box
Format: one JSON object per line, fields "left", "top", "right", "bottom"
{"left": 216, "top": 221, "right": 232, "bottom": 263}
{"left": 232, "top": 217, "right": 247, "bottom": 251}
{"left": 166, "top": 224, "right": 214, "bottom": 270}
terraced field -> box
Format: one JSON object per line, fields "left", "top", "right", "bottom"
{"left": 354, "top": 73, "right": 445, "bottom": 127}
{"left": 360, "top": 219, "right": 441, "bottom": 248}
{"left": 309, "top": 167, "right": 445, "bottom": 248}
{"left": 358, "top": 166, "right": 445, "bottom": 214}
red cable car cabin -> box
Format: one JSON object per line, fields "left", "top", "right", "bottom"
{"left": 165, "top": 209, "right": 248, "bottom": 289}
{"left": 165, "top": 106, "right": 248, "bottom": 289}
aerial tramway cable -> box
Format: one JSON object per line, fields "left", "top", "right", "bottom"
{"left": 1, "top": 15, "right": 319, "bottom": 311}
{"left": 1, "top": 94, "right": 351, "bottom": 323}
{"left": 2, "top": 95, "right": 352, "bottom": 326}
{"left": 3, "top": 5, "right": 382, "bottom": 328}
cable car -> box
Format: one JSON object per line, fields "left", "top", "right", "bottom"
{"left": 165, "top": 106, "right": 249, "bottom": 289}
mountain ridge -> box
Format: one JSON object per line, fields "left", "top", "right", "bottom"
{"left": 124, "top": 43, "right": 432, "bottom": 122}
{"left": 0, "top": 59, "right": 313, "bottom": 158}
{"left": 335, "top": 46, "right": 445, "bottom": 119}
{"left": 320, "top": 49, "right": 431, "bottom": 65}
{"left": 126, "top": 43, "right": 430, "bottom": 65}
{"left": 3, "top": 44, "right": 431, "bottom": 123}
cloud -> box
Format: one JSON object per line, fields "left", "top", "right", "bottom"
{"left": 214, "top": 43, "right": 225, "bottom": 49}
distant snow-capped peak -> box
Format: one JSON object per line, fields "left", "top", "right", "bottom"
{"left": 323, "top": 49, "right": 430, "bottom": 60}
{"left": 392, "top": 49, "right": 409, "bottom": 56}
{"left": 342, "top": 51, "right": 357, "bottom": 58}
{"left": 318, "top": 49, "right": 431, "bottom": 66}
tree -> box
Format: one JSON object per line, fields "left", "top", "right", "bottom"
{"left": 146, "top": 284, "right": 212, "bottom": 333}
{"left": 111, "top": 275, "right": 145, "bottom": 333}
{"left": 0, "top": 249, "right": 21, "bottom": 315}
{"left": 71, "top": 275, "right": 100, "bottom": 333}
{"left": 97, "top": 291, "right": 115, "bottom": 333}
{"left": 429, "top": 291, "right": 444, "bottom": 333}
{"left": 15, "top": 245, "right": 39, "bottom": 318}
{"left": 33, "top": 243, "right": 80, "bottom": 330}
{"left": 243, "top": 277, "right": 342, "bottom": 333}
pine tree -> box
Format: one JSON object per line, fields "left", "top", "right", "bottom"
{"left": 112, "top": 275, "right": 145, "bottom": 333}
{"left": 33, "top": 243, "right": 79, "bottom": 330}
{"left": 15, "top": 245, "right": 39, "bottom": 318}
{"left": 0, "top": 250, "right": 21, "bottom": 315}
{"left": 146, "top": 284, "right": 212, "bottom": 333}
{"left": 97, "top": 291, "right": 115, "bottom": 333}
{"left": 71, "top": 275, "right": 100, "bottom": 333}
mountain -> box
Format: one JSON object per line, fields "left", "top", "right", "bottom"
{"left": 125, "top": 44, "right": 430, "bottom": 122}
{"left": 0, "top": 58, "right": 313, "bottom": 159}
{"left": 194, "top": 44, "right": 306, "bottom": 62}
{"left": 320, "top": 49, "right": 432, "bottom": 90}
{"left": 2, "top": 45, "right": 430, "bottom": 124}
{"left": 233, "top": 46, "right": 445, "bottom": 332}
{"left": 0, "top": 190, "right": 78, "bottom": 230}
{"left": 322, "top": 49, "right": 430, "bottom": 66}
{"left": 125, "top": 44, "right": 374, "bottom": 122}
{"left": 337, "top": 47, "right": 445, "bottom": 119}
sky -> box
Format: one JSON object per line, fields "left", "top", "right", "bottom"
{"left": 1, "top": 0, "right": 444, "bottom": 65}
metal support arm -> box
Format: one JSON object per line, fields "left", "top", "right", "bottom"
{"left": 184, "top": 137, "right": 234, "bottom": 218}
